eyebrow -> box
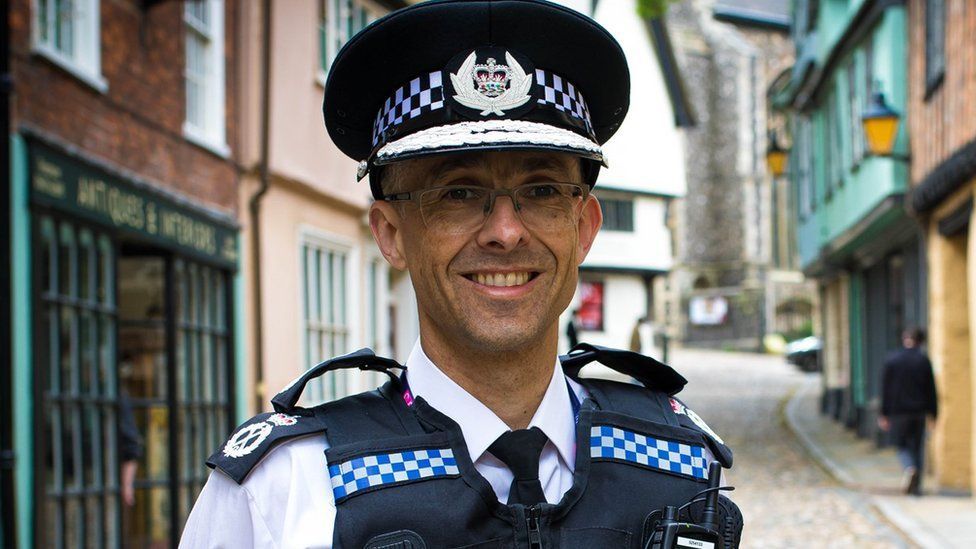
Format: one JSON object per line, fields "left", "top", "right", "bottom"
{"left": 427, "top": 155, "right": 485, "bottom": 181}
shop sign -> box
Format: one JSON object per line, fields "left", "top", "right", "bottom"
{"left": 578, "top": 281, "right": 604, "bottom": 331}
{"left": 29, "top": 141, "right": 238, "bottom": 268}
{"left": 689, "top": 296, "right": 728, "bottom": 326}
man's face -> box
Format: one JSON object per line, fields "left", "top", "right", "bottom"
{"left": 369, "top": 151, "right": 602, "bottom": 354}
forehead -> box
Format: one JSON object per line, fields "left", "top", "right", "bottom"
{"left": 395, "top": 151, "right": 580, "bottom": 182}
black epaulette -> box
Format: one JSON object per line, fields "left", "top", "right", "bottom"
{"left": 559, "top": 343, "right": 732, "bottom": 467}
{"left": 207, "top": 348, "right": 404, "bottom": 484}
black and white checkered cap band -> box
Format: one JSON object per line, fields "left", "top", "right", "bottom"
{"left": 371, "top": 69, "right": 595, "bottom": 147}
{"left": 534, "top": 69, "right": 594, "bottom": 137}
{"left": 371, "top": 71, "right": 446, "bottom": 148}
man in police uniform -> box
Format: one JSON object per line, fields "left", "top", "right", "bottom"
{"left": 181, "top": 1, "right": 742, "bottom": 547}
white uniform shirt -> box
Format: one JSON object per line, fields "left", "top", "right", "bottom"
{"left": 179, "top": 341, "right": 585, "bottom": 548}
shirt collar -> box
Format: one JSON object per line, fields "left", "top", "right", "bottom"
{"left": 404, "top": 340, "right": 579, "bottom": 467}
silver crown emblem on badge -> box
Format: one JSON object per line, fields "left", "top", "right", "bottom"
{"left": 451, "top": 51, "right": 533, "bottom": 116}
{"left": 473, "top": 58, "right": 510, "bottom": 97}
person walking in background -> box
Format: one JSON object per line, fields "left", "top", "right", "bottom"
{"left": 878, "top": 327, "right": 938, "bottom": 495}
{"left": 566, "top": 308, "right": 580, "bottom": 348}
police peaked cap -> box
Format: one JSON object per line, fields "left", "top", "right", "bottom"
{"left": 322, "top": 0, "right": 631, "bottom": 198}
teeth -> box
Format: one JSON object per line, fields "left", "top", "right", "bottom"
{"left": 473, "top": 272, "right": 532, "bottom": 287}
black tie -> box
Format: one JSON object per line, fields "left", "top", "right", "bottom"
{"left": 488, "top": 427, "right": 549, "bottom": 505}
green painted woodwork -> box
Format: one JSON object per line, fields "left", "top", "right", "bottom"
{"left": 11, "top": 133, "right": 34, "bottom": 549}
{"left": 791, "top": 1, "right": 909, "bottom": 271}
{"left": 849, "top": 272, "right": 866, "bottom": 407}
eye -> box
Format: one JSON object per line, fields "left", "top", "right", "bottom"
{"left": 438, "top": 186, "right": 483, "bottom": 201}
{"left": 523, "top": 183, "right": 563, "bottom": 199}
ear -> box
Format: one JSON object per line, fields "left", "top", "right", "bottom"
{"left": 369, "top": 201, "right": 408, "bottom": 271}
{"left": 576, "top": 195, "right": 602, "bottom": 265}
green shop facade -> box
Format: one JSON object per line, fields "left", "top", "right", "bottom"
{"left": 778, "top": 0, "right": 925, "bottom": 438}
{"left": 8, "top": 133, "right": 244, "bottom": 548}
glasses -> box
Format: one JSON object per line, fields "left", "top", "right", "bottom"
{"left": 383, "top": 182, "right": 588, "bottom": 235}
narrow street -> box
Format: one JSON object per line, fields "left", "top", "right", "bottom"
{"left": 668, "top": 349, "right": 913, "bottom": 548}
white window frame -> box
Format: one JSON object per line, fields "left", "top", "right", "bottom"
{"left": 317, "top": 0, "right": 383, "bottom": 85}
{"left": 298, "top": 229, "right": 360, "bottom": 405}
{"left": 32, "top": 0, "right": 107, "bottom": 92}
{"left": 183, "top": 0, "right": 229, "bottom": 157}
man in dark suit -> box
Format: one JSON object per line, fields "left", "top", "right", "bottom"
{"left": 878, "top": 327, "right": 938, "bottom": 495}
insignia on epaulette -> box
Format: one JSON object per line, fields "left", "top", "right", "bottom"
{"left": 223, "top": 422, "right": 274, "bottom": 458}
{"left": 268, "top": 413, "right": 299, "bottom": 426}
{"left": 669, "top": 398, "right": 725, "bottom": 445}
{"left": 208, "top": 411, "right": 327, "bottom": 484}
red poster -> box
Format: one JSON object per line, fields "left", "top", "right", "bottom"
{"left": 578, "top": 281, "right": 604, "bottom": 331}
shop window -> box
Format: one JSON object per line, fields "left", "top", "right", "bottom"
{"left": 319, "top": 0, "right": 381, "bottom": 78}
{"left": 115, "top": 255, "right": 232, "bottom": 546}
{"left": 37, "top": 216, "right": 119, "bottom": 548}
{"left": 36, "top": 224, "right": 234, "bottom": 548}
{"left": 925, "top": 0, "right": 945, "bottom": 96}
{"left": 184, "top": 0, "right": 228, "bottom": 155}
{"left": 175, "top": 259, "right": 231, "bottom": 528}
{"left": 33, "top": 0, "right": 105, "bottom": 91}
{"left": 301, "top": 240, "right": 351, "bottom": 403}
{"left": 601, "top": 198, "right": 635, "bottom": 232}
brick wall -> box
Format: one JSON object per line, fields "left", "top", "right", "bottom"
{"left": 9, "top": 0, "right": 239, "bottom": 214}
{"left": 907, "top": 0, "right": 976, "bottom": 185}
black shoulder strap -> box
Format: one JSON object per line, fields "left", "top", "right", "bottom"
{"left": 559, "top": 343, "right": 687, "bottom": 395}
{"left": 208, "top": 348, "right": 405, "bottom": 484}
{"left": 271, "top": 347, "right": 404, "bottom": 413}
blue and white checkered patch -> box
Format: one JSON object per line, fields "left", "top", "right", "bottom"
{"left": 535, "top": 69, "right": 594, "bottom": 137}
{"left": 372, "top": 72, "right": 446, "bottom": 146}
{"left": 590, "top": 425, "right": 708, "bottom": 480}
{"left": 328, "top": 448, "right": 460, "bottom": 501}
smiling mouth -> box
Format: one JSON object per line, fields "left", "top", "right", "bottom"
{"left": 464, "top": 272, "right": 540, "bottom": 287}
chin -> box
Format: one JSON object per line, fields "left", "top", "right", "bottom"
{"left": 460, "top": 317, "right": 551, "bottom": 354}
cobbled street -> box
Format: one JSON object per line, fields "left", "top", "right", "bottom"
{"left": 668, "top": 349, "right": 913, "bottom": 548}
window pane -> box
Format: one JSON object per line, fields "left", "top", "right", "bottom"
{"left": 336, "top": 254, "right": 345, "bottom": 325}
{"left": 39, "top": 221, "right": 118, "bottom": 549}
{"left": 41, "top": 217, "right": 56, "bottom": 294}
{"left": 79, "top": 310, "right": 94, "bottom": 395}
{"left": 59, "top": 223, "right": 76, "bottom": 297}
{"left": 55, "top": 0, "right": 75, "bottom": 57}
{"left": 319, "top": 1, "right": 329, "bottom": 72}
{"left": 79, "top": 229, "right": 94, "bottom": 301}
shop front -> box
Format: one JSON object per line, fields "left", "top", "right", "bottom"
{"left": 19, "top": 137, "right": 239, "bottom": 548}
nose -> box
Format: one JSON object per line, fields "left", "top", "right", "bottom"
{"left": 476, "top": 194, "right": 530, "bottom": 251}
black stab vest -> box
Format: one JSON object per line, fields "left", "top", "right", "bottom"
{"left": 207, "top": 346, "right": 743, "bottom": 548}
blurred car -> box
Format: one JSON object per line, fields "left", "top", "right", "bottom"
{"left": 785, "top": 336, "right": 821, "bottom": 372}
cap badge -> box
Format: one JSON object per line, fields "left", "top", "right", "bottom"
{"left": 450, "top": 51, "right": 533, "bottom": 116}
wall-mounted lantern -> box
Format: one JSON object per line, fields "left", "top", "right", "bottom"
{"left": 766, "top": 131, "right": 789, "bottom": 177}
{"left": 862, "top": 91, "right": 908, "bottom": 160}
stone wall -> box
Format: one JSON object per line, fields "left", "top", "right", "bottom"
{"left": 665, "top": 0, "right": 796, "bottom": 346}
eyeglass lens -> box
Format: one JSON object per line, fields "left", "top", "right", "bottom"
{"left": 418, "top": 183, "right": 585, "bottom": 234}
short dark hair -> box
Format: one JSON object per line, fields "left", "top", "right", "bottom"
{"left": 903, "top": 326, "right": 926, "bottom": 345}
